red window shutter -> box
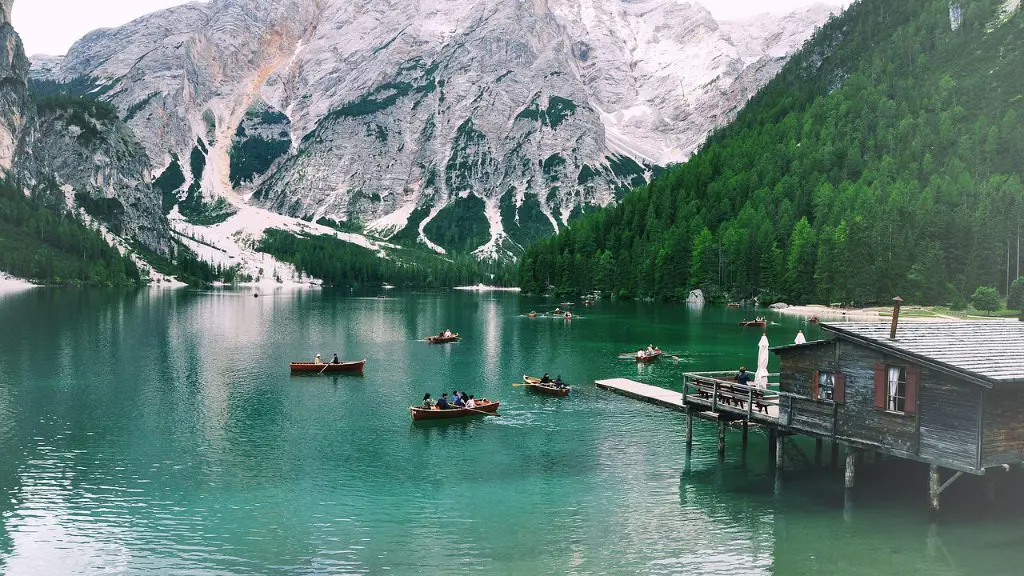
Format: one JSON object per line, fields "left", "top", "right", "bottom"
{"left": 833, "top": 372, "right": 846, "bottom": 404}
{"left": 905, "top": 366, "right": 919, "bottom": 414}
{"left": 873, "top": 363, "right": 886, "bottom": 409}
{"left": 812, "top": 370, "right": 820, "bottom": 400}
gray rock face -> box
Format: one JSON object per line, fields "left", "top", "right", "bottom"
{"left": 0, "top": 0, "right": 169, "bottom": 254}
{"left": 0, "top": 0, "right": 29, "bottom": 173}
{"left": 32, "top": 0, "right": 836, "bottom": 258}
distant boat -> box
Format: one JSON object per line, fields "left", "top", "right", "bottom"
{"left": 425, "top": 333, "right": 460, "bottom": 344}
{"left": 410, "top": 400, "right": 500, "bottom": 421}
{"left": 528, "top": 312, "right": 538, "bottom": 318}
{"left": 739, "top": 318, "right": 767, "bottom": 328}
{"left": 727, "top": 302, "right": 741, "bottom": 308}
{"left": 382, "top": 284, "right": 395, "bottom": 290}
{"left": 290, "top": 359, "right": 366, "bottom": 373}
{"left": 636, "top": 349, "right": 663, "bottom": 363}
{"left": 523, "top": 375, "right": 571, "bottom": 396}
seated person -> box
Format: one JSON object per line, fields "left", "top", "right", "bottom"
{"left": 540, "top": 373, "right": 552, "bottom": 384}
{"left": 465, "top": 396, "right": 477, "bottom": 408}
{"left": 435, "top": 394, "right": 451, "bottom": 409}
{"left": 314, "top": 354, "right": 323, "bottom": 365}
{"left": 422, "top": 393, "right": 433, "bottom": 409}
{"left": 453, "top": 394, "right": 466, "bottom": 408}
{"left": 554, "top": 376, "right": 565, "bottom": 388}
{"left": 332, "top": 353, "right": 340, "bottom": 364}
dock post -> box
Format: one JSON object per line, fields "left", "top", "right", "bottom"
{"left": 845, "top": 447, "right": 857, "bottom": 490}
{"left": 685, "top": 407, "right": 694, "bottom": 448}
{"left": 929, "top": 465, "right": 940, "bottom": 516}
{"left": 814, "top": 438, "right": 823, "bottom": 466}
{"left": 768, "top": 428, "right": 778, "bottom": 462}
{"left": 741, "top": 420, "right": 749, "bottom": 448}
{"left": 717, "top": 419, "right": 726, "bottom": 455}
{"left": 776, "top": 434, "right": 785, "bottom": 470}
{"left": 831, "top": 441, "right": 840, "bottom": 469}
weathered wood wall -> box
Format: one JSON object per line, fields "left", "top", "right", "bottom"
{"left": 917, "top": 367, "right": 980, "bottom": 470}
{"left": 982, "top": 387, "right": 1024, "bottom": 467}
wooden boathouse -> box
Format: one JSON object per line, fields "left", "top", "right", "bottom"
{"left": 673, "top": 315, "right": 1024, "bottom": 514}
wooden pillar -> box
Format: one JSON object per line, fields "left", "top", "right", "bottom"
{"left": 768, "top": 428, "right": 778, "bottom": 462}
{"left": 742, "top": 420, "right": 749, "bottom": 448}
{"left": 830, "top": 441, "right": 840, "bottom": 469}
{"left": 929, "top": 465, "right": 941, "bottom": 515}
{"left": 814, "top": 438, "right": 823, "bottom": 467}
{"left": 776, "top": 434, "right": 785, "bottom": 470}
{"left": 685, "top": 407, "right": 694, "bottom": 448}
{"left": 717, "top": 419, "right": 726, "bottom": 455}
{"left": 845, "top": 448, "right": 857, "bottom": 490}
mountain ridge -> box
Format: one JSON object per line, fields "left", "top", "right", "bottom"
{"left": 30, "top": 0, "right": 837, "bottom": 260}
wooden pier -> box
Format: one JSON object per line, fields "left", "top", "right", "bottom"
{"left": 594, "top": 378, "right": 685, "bottom": 412}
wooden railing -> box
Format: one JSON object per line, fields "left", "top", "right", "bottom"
{"left": 682, "top": 372, "right": 781, "bottom": 421}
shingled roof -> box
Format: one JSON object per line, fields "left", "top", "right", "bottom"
{"left": 821, "top": 321, "right": 1024, "bottom": 385}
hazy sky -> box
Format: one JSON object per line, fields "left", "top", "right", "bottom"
{"left": 12, "top": 0, "right": 850, "bottom": 56}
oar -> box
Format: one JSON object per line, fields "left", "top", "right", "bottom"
{"left": 465, "top": 407, "right": 501, "bottom": 417}
{"left": 318, "top": 362, "right": 330, "bottom": 375}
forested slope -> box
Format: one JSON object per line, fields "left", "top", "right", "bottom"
{"left": 519, "top": 0, "right": 1024, "bottom": 305}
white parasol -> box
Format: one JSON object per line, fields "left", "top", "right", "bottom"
{"left": 754, "top": 333, "right": 770, "bottom": 389}
{"left": 795, "top": 330, "right": 807, "bottom": 344}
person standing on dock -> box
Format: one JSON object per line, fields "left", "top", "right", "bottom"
{"left": 736, "top": 367, "right": 751, "bottom": 386}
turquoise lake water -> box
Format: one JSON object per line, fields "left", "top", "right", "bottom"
{"left": 1, "top": 288, "right": 1023, "bottom": 575}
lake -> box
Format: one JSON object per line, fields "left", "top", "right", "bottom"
{"left": 1, "top": 288, "right": 1023, "bottom": 575}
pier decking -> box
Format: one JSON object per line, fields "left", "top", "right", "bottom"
{"left": 595, "top": 378, "right": 685, "bottom": 411}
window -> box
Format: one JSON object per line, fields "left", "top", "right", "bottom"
{"left": 817, "top": 372, "right": 835, "bottom": 401}
{"left": 812, "top": 371, "right": 845, "bottom": 403}
{"left": 886, "top": 366, "right": 907, "bottom": 413}
{"left": 873, "top": 363, "right": 917, "bottom": 414}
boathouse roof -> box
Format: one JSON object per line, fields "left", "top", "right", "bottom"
{"left": 820, "top": 321, "right": 1024, "bottom": 385}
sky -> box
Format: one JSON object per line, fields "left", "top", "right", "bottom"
{"left": 11, "top": 0, "right": 851, "bottom": 57}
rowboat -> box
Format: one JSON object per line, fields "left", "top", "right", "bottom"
{"left": 528, "top": 312, "right": 538, "bottom": 318}
{"left": 290, "top": 359, "right": 366, "bottom": 373}
{"left": 727, "top": 302, "right": 741, "bottom": 308}
{"left": 739, "top": 319, "right": 767, "bottom": 328}
{"left": 409, "top": 400, "right": 500, "bottom": 421}
{"left": 636, "top": 350, "right": 663, "bottom": 363}
{"left": 523, "top": 375, "right": 571, "bottom": 396}
{"left": 425, "top": 333, "right": 460, "bottom": 343}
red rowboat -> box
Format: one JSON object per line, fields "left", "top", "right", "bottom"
{"left": 636, "top": 350, "right": 663, "bottom": 363}
{"left": 739, "top": 319, "right": 767, "bottom": 328}
{"left": 409, "top": 400, "right": 500, "bottom": 421}
{"left": 523, "top": 375, "right": 571, "bottom": 396}
{"left": 290, "top": 360, "right": 366, "bottom": 373}
{"left": 425, "top": 333, "right": 460, "bottom": 343}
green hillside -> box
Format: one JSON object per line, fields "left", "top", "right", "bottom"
{"left": 519, "top": 0, "right": 1024, "bottom": 305}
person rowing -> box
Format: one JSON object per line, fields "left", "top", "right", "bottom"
{"left": 555, "top": 375, "right": 565, "bottom": 388}
{"left": 540, "top": 373, "right": 552, "bottom": 384}
{"left": 331, "top": 353, "right": 340, "bottom": 364}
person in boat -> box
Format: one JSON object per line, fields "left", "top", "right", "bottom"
{"left": 465, "top": 395, "right": 477, "bottom": 408}
{"left": 554, "top": 376, "right": 565, "bottom": 388}
{"left": 646, "top": 344, "right": 656, "bottom": 355}
{"left": 435, "top": 393, "right": 451, "bottom": 410}
{"left": 444, "top": 329, "right": 453, "bottom": 338}
{"left": 637, "top": 349, "right": 646, "bottom": 360}
{"left": 452, "top": 390, "right": 461, "bottom": 403}
{"left": 314, "top": 354, "right": 323, "bottom": 365}
{"left": 540, "top": 373, "right": 552, "bottom": 384}
{"left": 422, "top": 393, "right": 434, "bottom": 409}
{"left": 736, "top": 367, "right": 751, "bottom": 386}
{"left": 331, "top": 353, "right": 340, "bottom": 364}
{"left": 453, "top": 394, "right": 466, "bottom": 408}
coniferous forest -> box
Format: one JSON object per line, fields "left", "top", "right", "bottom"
{"left": 518, "top": 0, "right": 1024, "bottom": 305}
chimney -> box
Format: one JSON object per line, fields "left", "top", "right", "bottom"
{"left": 889, "top": 296, "right": 903, "bottom": 340}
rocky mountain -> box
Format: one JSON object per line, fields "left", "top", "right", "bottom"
{"left": 0, "top": 0, "right": 170, "bottom": 258}
{"left": 30, "top": 0, "right": 837, "bottom": 260}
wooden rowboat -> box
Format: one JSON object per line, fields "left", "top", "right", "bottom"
{"left": 523, "top": 375, "right": 571, "bottom": 396}
{"left": 409, "top": 400, "right": 500, "bottom": 421}
{"left": 727, "top": 302, "right": 742, "bottom": 308}
{"left": 425, "top": 333, "right": 460, "bottom": 343}
{"left": 739, "top": 320, "right": 767, "bottom": 328}
{"left": 290, "top": 359, "right": 366, "bottom": 373}
{"left": 635, "top": 350, "right": 663, "bottom": 363}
